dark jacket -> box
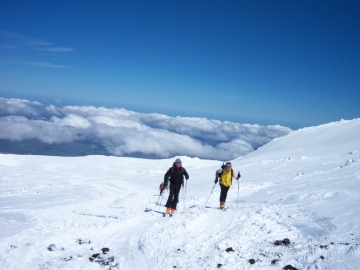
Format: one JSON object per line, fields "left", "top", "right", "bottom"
{"left": 164, "top": 164, "right": 189, "bottom": 189}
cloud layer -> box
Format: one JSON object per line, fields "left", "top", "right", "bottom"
{"left": 0, "top": 97, "right": 292, "bottom": 160}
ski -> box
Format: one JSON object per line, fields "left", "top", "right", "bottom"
{"left": 165, "top": 211, "right": 175, "bottom": 217}
{"left": 145, "top": 208, "right": 173, "bottom": 217}
{"left": 144, "top": 208, "right": 166, "bottom": 215}
{"left": 204, "top": 206, "right": 230, "bottom": 210}
{"left": 191, "top": 205, "right": 230, "bottom": 210}
{"left": 205, "top": 206, "right": 222, "bottom": 209}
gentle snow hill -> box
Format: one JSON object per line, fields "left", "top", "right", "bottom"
{"left": 231, "top": 119, "right": 360, "bottom": 230}
{"left": 0, "top": 119, "right": 359, "bottom": 269}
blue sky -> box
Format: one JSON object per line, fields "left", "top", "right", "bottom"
{"left": 1, "top": 0, "right": 359, "bottom": 129}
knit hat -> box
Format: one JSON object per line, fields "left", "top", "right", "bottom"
{"left": 175, "top": 158, "right": 182, "bottom": 164}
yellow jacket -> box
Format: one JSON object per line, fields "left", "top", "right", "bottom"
{"left": 219, "top": 169, "right": 234, "bottom": 187}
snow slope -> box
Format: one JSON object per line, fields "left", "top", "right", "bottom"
{"left": 0, "top": 119, "right": 359, "bottom": 269}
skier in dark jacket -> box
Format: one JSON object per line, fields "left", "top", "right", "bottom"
{"left": 164, "top": 158, "right": 189, "bottom": 214}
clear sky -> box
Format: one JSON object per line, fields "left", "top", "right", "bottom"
{"left": 1, "top": 0, "right": 359, "bottom": 129}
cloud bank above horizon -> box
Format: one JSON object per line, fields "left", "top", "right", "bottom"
{"left": 0, "top": 97, "right": 292, "bottom": 160}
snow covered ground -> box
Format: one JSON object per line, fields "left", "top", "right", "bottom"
{"left": 1, "top": 119, "right": 359, "bottom": 269}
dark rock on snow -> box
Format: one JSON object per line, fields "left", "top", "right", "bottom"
{"left": 47, "top": 244, "right": 56, "bottom": 251}
{"left": 89, "top": 253, "right": 100, "bottom": 261}
{"left": 89, "top": 251, "right": 117, "bottom": 267}
{"left": 283, "top": 265, "right": 298, "bottom": 270}
{"left": 60, "top": 256, "right": 72, "bottom": 261}
{"left": 77, "top": 239, "right": 91, "bottom": 245}
{"left": 274, "top": 238, "right": 291, "bottom": 246}
{"left": 101, "top": 247, "right": 110, "bottom": 254}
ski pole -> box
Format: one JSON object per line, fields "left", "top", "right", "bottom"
{"left": 156, "top": 182, "right": 165, "bottom": 207}
{"left": 158, "top": 186, "right": 167, "bottom": 211}
{"left": 156, "top": 191, "right": 163, "bottom": 207}
{"left": 157, "top": 192, "right": 163, "bottom": 210}
{"left": 205, "top": 182, "right": 216, "bottom": 207}
{"left": 183, "top": 179, "right": 188, "bottom": 209}
{"left": 237, "top": 171, "right": 240, "bottom": 210}
{"left": 237, "top": 180, "right": 239, "bottom": 210}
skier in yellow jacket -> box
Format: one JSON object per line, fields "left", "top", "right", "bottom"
{"left": 214, "top": 162, "right": 240, "bottom": 209}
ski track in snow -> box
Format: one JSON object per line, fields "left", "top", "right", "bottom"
{"left": 1, "top": 119, "right": 360, "bottom": 269}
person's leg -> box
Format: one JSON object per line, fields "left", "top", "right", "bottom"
{"left": 165, "top": 185, "right": 175, "bottom": 209}
{"left": 171, "top": 187, "right": 181, "bottom": 210}
{"left": 219, "top": 184, "right": 230, "bottom": 208}
{"left": 223, "top": 185, "right": 230, "bottom": 203}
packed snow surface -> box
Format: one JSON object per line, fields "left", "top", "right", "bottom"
{"left": 1, "top": 119, "right": 359, "bottom": 269}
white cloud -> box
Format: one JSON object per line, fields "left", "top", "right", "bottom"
{"left": 0, "top": 31, "right": 73, "bottom": 69}
{"left": 0, "top": 116, "right": 79, "bottom": 143}
{"left": 0, "top": 31, "right": 51, "bottom": 46}
{"left": 41, "top": 47, "right": 73, "bottom": 52}
{"left": 50, "top": 114, "right": 92, "bottom": 129}
{"left": 1, "top": 60, "right": 73, "bottom": 68}
{"left": 0, "top": 31, "right": 73, "bottom": 52}
{"left": 46, "top": 105, "right": 60, "bottom": 115}
{"left": 0, "top": 97, "right": 292, "bottom": 160}
{"left": 0, "top": 97, "right": 41, "bottom": 117}
{"left": 26, "top": 61, "right": 73, "bottom": 68}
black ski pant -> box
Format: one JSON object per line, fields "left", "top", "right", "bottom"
{"left": 219, "top": 184, "right": 230, "bottom": 203}
{"left": 165, "top": 184, "right": 181, "bottom": 210}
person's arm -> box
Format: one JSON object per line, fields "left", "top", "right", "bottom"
{"left": 164, "top": 168, "right": 171, "bottom": 185}
{"left": 183, "top": 168, "right": 189, "bottom": 180}
{"left": 215, "top": 169, "right": 222, "bottom": 183}
{"left": 234, "top": 171, "right": 241, "bottom": 181}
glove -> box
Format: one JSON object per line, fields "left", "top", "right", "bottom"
{"left": 214, "top": 178, "right": 218, "bottom": 184}
{"left": 164, "top": 180, "right": 168, "bottom": 188}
